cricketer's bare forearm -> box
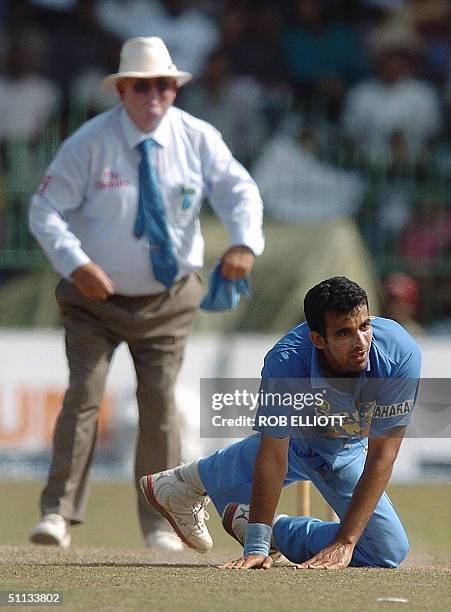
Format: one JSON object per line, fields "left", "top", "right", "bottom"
{"left": 248, "top": 436, "right": 289, "bottom": 526}
{"left": 334, "top": 432, "right": 404, "bottom": 547}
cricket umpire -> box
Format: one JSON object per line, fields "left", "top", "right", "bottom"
{"left": 140, "top": 276, "right": 421, "bottom": 567}
{"left": 28, "top": 36, "right": 264, "bottom": 550}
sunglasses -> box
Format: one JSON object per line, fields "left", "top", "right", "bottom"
{"left": 132, "top": 78, "right": 175, "bottom": 93}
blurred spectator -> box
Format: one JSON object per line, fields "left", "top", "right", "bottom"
{"left": 365, "top": 1, "right": 451, "bottom": 86}
{"left": 366, "top": 176, "right": 414, "bottom": 255}
{"left": 28, "top": 0, "right": 76, "bottom": 9}
{"left": 39, "top": 0, "right": 121, "bottom": 118}
{"left": 0, "top": 40, "right": 60, "bottom": 142}
{"left": 180, "top": 50, "right": 269, "bottom": 167}
{"left": 251, "top": 123, "right": 366, "bottom": 222}
{"left": 409, "top": 1, "right": 451, "bottom": 87}
{"left": 95, "top": 0, "right": 152, "bottom": 40}
{"left": 0, "top": 34, "right": 61, "bottom": 275}
{"left": 70, "top": 68, "right": 119, "bottom": 118}
{"left": 0, "top": 2, "right": 8, "bottom": 28}
{"left": 221, "top": 3, "right": 284, "bottom": 82}
{"left": 281, "top": 0, "right": 368, "bottom": 120}
{"left": 1, "top": 2, "right": 39, "bottom": 63}
{"left": 361, "top": 0, "right": 406, "bottom": 12}
{"left": 220, "top": 2, "right": 293, "bottom": 132}
{"left": 360, "top": 0, "right": 408, "bottom": 37}
{"left": 382, "top": 272, "right": 423, "bottom": 335}
{"left": 96, "top": 0, "right": 219, "bottom": 75}
{"left": 427, "top": 282, "right": 451, "bottom": 335}
{"left": 398, "top": 196, "right": 451, "bottom": 267}
{"left": 398, "top": 2, "right": 451, "bottom": 142}
{"left": 21, "top": 0, "right": 76, "bottom": 31}
{"left": 342, "top": 26, "right": 442, "bottom": 161}
{"left": 446, "top": 69, "right": 451, "bottom": 143}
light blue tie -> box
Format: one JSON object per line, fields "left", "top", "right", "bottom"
{"left": 134, "top": 138, "right": 178, "bottom": 288}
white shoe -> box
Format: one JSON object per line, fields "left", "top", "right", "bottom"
{"left": 140, "top": 468, "right": 213, "bottom": 554}
{"left": 145, "top": 530, "right": 186, "bottom": 552}
{"left": 222, "top": 503, "right": 295, "bottom": 567}
{"left": 29, "top": 514, "right": 71, "bottom": 549}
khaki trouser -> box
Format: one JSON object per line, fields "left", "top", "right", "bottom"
{"left": 40, "top": 273, "right": 203, "bottom": 536}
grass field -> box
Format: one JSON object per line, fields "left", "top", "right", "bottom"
{"left": 1, "top": 481, "right": 450, "bottom": 611}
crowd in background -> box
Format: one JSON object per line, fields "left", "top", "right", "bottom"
{"left": 0, "top": 0, "right": 450, "bottom": 330}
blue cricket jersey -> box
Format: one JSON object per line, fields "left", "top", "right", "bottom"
{"left": 254, "top": 317, "right": 422, "bottom": 439}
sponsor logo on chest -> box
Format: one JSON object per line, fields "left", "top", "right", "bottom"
{"left": 96, "top": 169, "right": 130, "bottom": 190}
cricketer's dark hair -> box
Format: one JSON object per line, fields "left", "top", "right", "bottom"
{"left": 304, "top": 277, "right": 369, "bottom": 337}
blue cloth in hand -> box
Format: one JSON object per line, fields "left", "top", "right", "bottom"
{"left": 200, "top": 261, "right": 251, "bottom": 312}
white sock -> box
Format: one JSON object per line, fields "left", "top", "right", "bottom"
{"left": 177, "top": 460, "right": 206, "bottom": 495}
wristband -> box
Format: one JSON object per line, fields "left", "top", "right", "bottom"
{"left": 243, "top": 522, "right": 272, "bottom": 557}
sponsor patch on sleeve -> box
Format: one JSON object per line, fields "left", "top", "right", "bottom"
{"left": 37, "top": 175, "right": 52, "bottom": 196}
{"left": 373, "top": 400, "right": 414, "bottom": 419}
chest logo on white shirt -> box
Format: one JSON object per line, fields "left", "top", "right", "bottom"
{"left": 96, "top": 169, "right": 130, "bottom": 190}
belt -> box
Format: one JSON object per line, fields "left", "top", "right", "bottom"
{"left": 112, "top": 275, "right": 189, "bottom": 300}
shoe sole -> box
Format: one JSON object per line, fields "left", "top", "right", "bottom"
{"left": 145, "top": 533, "right": 186, "bottom": 552}
{"left": 30, "top": 532, "right": 60, "bottom": 546}
{"left": 30, "top": 532, "right": 70, "bottom": 549}
{"left": 139, "top": 475, "right": 206, "bottom": 554}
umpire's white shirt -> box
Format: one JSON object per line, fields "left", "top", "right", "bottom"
{"left": 29, "top": 105, "right": 264, "bottom": 295}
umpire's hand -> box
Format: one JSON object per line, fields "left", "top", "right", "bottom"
{"left": 220, "top": 245, "right": 255, "bottom": 280}
{"left": 218, "top": 554, "right": 273, "bottom": 570}
{"left": 71, "top": 262, "right": 114, "bottom": 300}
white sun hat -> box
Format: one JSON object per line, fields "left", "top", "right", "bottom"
{"left": 103, "top": 37, "right": 192, "bottom": 90}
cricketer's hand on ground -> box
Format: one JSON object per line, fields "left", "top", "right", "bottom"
{"left": 218, "top": 554, "right": 273, "bottom": 570}
{"left": 220, "top": 245, "right": 255, "bottom": 280}
{"left": 71, "top": 262, "right": 114, "bottom": 300}
{"left": 296, "top": 541, "right": 354, "bottom": 570}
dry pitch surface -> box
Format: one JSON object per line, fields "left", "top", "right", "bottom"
{"left": 1, "top": 546, "right": 450, "bottom": 612}
{"left": 1, "top": 482, "right": 450, "bottom": 611}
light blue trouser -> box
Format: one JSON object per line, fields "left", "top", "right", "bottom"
{"left": 198, "top": 434, "right": 409, "bottom": 567}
